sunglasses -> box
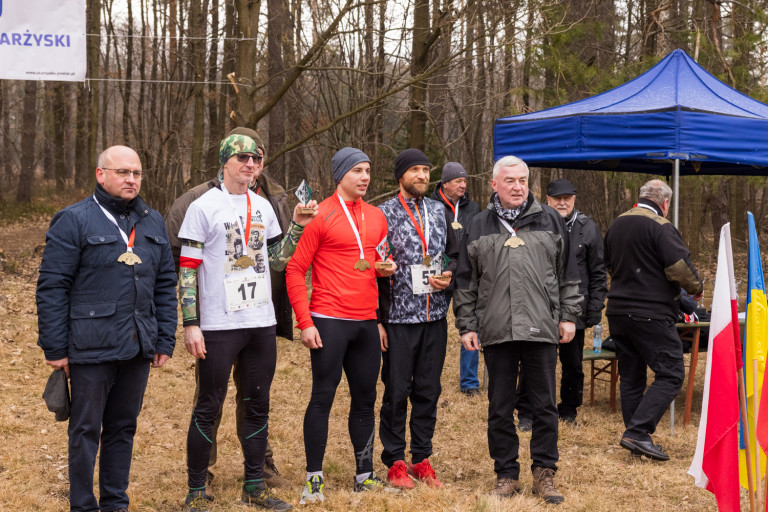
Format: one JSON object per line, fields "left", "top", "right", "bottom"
{"left": 235, "top": 153, "right": 263, "bottom": 163}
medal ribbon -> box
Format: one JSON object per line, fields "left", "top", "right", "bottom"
{"left": 438, "top": 188, "right": 460, "bottom": 222}
{"left": 337, "top": 193, "right": 367, "bottom": 260}
{"left": 220, "top": 182, "right": 252, "bottom": 257}
{"left": 398, "top": 193, "right": 430, "bottom": 257}
{"left": 93, "top": 195, "right": 136, "bottom": 253}
{"left": 498, "top": 217, "right": 517, "bottom": 236}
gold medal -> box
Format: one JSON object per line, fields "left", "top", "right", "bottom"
{"left": 234, "top": 255, "right": 256, "bottom": 268}
{"left": 504, "top": 237, "right": 525, "bottom": 248}
{"left": 451, "top": 221, "right": 463, "bottom": 230}
{"left": 118, "top": 251, "right": 142, "bottom": 266}
{"left": 422, "top": 255, "right": 433, "bottom": 266}
{"left": 354, "top": 259, "right": 371, "bottom": 271}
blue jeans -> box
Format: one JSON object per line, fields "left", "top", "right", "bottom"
{"left": 460, "top": 345, "right": 479, "bottom": 391}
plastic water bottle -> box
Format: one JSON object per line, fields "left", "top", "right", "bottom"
{"left": 593, "top": 323, "right": 602, "bottom": 353}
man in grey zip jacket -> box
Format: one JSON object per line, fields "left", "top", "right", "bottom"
{"left": 453, "top": 156, "right": 581, "bottom": 504}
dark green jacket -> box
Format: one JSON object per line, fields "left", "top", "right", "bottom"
{"left": 454, "top": 192, "right": 581, "bottom": 347}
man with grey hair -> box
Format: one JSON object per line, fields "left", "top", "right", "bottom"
{"left": 604, "top": 178, "right": 702, "bottom": 462}
{"left": 454, "top": 155, "right": 581, "bottom": 504}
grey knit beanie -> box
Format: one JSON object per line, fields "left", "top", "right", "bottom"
{"left": 441, "top": 162, "right": 468, "bottom": 183}
{"left": 332, "top": 147, "right": 371, "bottom": 184}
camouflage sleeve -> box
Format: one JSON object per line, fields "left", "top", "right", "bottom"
{"left": 179, "top": 239, "right": 204, "bottom": 326}
{"left": 268, "top": 221, "right": 304, "bottom": 271}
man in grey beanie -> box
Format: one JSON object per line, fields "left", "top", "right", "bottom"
{"left": 286, "top": 147, "right": 397, "bottom": 504}
{"left": 430, "top": 161, "right": 482, "bottom": 396}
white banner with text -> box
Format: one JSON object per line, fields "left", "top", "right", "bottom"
{"left": 0, "top": 0, "right": 86, "bottom": 81}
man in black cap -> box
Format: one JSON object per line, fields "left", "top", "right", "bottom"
{"left": 517, "top": 178, "right": 607, "bottom": 428}
{"left": 430, "top": 162, "right": 481, "bottom": 396}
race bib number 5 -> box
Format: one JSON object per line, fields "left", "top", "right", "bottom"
{"left": 224, "top": 271, "right": 269, "bottom": 311}
{"left": 410, "top": 264, "right": 440, "bottom": 295}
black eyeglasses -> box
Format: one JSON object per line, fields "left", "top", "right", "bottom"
{"left": 235, "top": 153, "right": 263, "bottom": 163}
{"left": 102, "top": 168, "right": 144, "bottom": 180}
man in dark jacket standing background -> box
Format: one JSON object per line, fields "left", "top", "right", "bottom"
{"left": 604, "top": 179, "right": 702, "bottom": 462}
{"left": 517, "top": 178, "right": 606, "bottom": 427}
{"left": 37, "top": 145, "right": 178, "bottom": 512}
{"left": 430, "top": 162, "right": 481, "bottom": 396}
{"left": 454, "top": 156, "right": 581, "bottom": 505}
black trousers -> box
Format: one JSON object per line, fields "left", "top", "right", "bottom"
{"left": 486, "top": 341, "right": 559, "bottom": 479}
{"left": 187, "top": 326, "right": 277, "bottom": 489}
{"left": 516, "top": 329, "right": 585, "bottom": 420}
{"left": 303, "top": 317, "right": 381, "bottom": 474}
{"left": 379, "top": 319, "right": 447, "bottom": 466}
{"left": 608, "top": 314, "right": 684, "bottom": 442}
{"left": 68, "top": 355, "right": 150, "bottom": 512}
{"left": 191, "top": 357, "right": 275, "bottom": 468}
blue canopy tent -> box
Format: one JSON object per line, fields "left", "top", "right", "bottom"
{"left": 494, "top": 48, "right": 768, "bottom": 226}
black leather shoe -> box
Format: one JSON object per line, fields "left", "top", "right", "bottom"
{"left": 620, "top": 437, "right": 670, "bottom": 461}
{"left": 461, "top": 388, "right": 481, "bottom": 397}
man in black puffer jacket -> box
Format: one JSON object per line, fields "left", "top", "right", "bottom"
{"left": 37, "top": 145, "right": 177, "bottom": 512}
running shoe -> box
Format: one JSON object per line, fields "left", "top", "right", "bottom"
{"left": 407, "top": 459, "right": 443, "bottom": 488}
{"left": 242, "top": 486, "right": 292, "bottom": 510}
{"left": 299, "top": 475, "right": 325, "bottom": 504}
{"left": 386, "top": 460, "right": 415, "bottom": 489}
{"left": 352, "top": 471, "right": 386, "bottom": 492}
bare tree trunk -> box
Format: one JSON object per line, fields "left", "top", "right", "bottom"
{"left": 52, "top": 83, "right": 70, "bottom": 189}
{"left": 234, "top": 0, "right": 261, "bottom": 124}
{"left": 408, "top": 0, "right": 430, "bottom": 149}
{"left": 17, "top": 80, "right": 37, "bottom": 203}
{"left": 87, "top": 0, "right": 101, "bottom": 176}
{"left": 123, "top": 0, "right": 134, "bottom": 144}
{"left": 205, "top": 0, "right": 222, "bottom": 174}
{"left": 267, "top": 0, "right": 288, "bottom": 187}
{"left": 189, "top": 0, "right": 206, "bottom": 183}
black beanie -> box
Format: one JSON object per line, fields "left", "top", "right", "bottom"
{"left": 394, "top": 148, "right": 430, "bottom": 182}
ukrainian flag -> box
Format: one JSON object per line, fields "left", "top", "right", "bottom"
{"left": 739, "top": 212, "right": 768, "bottom": 489}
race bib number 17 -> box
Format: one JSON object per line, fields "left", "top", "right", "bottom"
{"left": 224, "top": 271, "right": 269, "bottom": 311}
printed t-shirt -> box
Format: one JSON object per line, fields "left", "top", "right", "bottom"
{"left": 179, "top": 186, "right": 282, "bottom": 330}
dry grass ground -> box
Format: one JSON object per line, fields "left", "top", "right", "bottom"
{"left": 0, "top": 213, "right": 733, "bottom": 511}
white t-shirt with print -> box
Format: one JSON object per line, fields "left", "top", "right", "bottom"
{"left": 179, "top": 186, "right": 282, "bottom": 330}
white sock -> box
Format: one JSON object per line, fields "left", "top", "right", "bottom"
{"left": 355, "top": 471, "right": 372, "bottom": 484}
{"left": 306, "top": 471, "right": 323, "bottom": 482}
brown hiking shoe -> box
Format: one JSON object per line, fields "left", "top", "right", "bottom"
{"left": 263, "top": 460, "right": 290, "bottom": 488}
{"left": 532, "top": 467, "right": 564, "bottom": 504}
{"left": 491, "top": 477, "right": 521, "bottom": 497}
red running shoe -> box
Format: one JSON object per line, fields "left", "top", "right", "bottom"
{"left": 387, "top": 460, "right": 415, "bottom": 489}
{"left": 407, "top": 459, "right": 443, "bottom": 488}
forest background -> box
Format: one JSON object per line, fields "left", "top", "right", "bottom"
{"left": 3, "top": 0, "right": 768, "bottom": 253}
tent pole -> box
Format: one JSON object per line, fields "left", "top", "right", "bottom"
{"left": 673, "top": 159, "right": 680, "bottom": 228}
{"left": 669, "top": 159, "right": 681, "bottom": 436}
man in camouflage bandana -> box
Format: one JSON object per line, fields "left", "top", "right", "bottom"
{"left": 165, "top": 128, "right": 293, "bottom": 492}
{"left": 174, "top": 133, "right": 317, "bottom": 511}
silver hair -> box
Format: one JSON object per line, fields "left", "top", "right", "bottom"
{"left": 639, "top": 179, "right": 672, "bottom": 205}
{"left": 492, "top": 155, "right": 530, "bottom": 179}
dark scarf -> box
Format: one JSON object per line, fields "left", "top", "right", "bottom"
{"left": 492, "top": 192, "right": 527, "bottom": 222}
{"left": 94, "top": 184, "right": 136, "bottom": 232}
{"left": 565, "top": 209, "right": 578, "bottom": 233}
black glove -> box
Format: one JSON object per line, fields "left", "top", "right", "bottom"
{"left": 585, "top": 311, "right": 602, "bottom": 327}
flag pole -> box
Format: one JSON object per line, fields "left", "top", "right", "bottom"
{"left": 754, "top": 359, "right": 762, "bottom": 511}
{"left": 740, "top": 365, "right": 758, "bottom": 512}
